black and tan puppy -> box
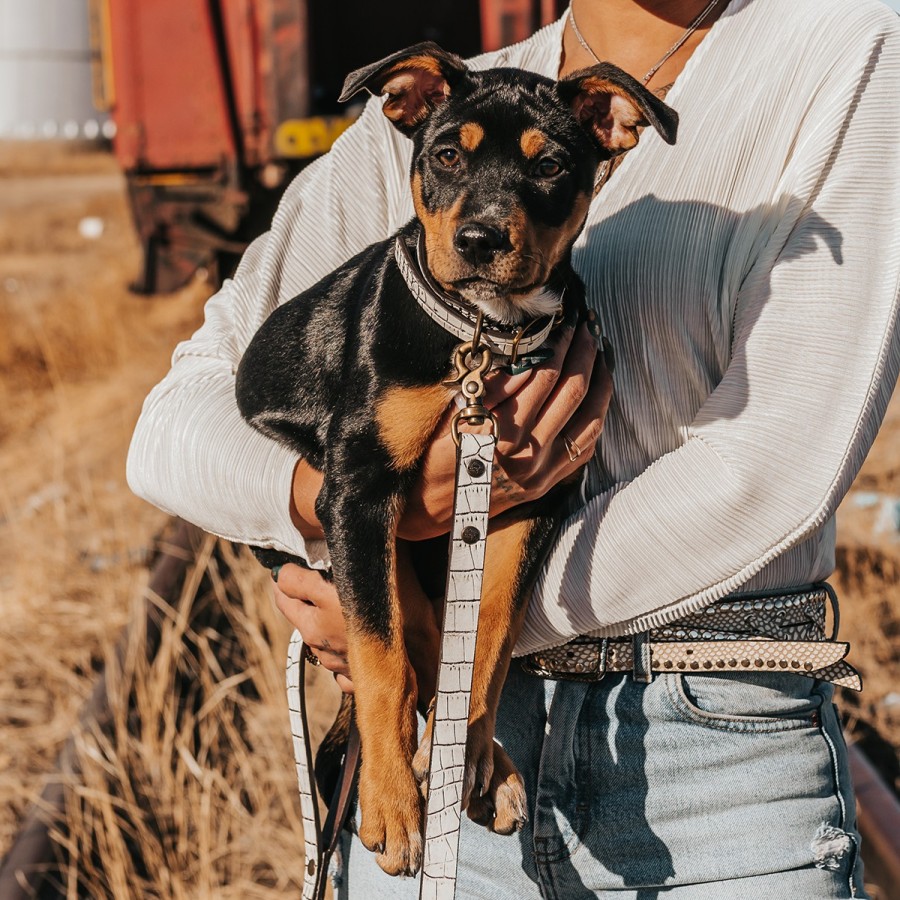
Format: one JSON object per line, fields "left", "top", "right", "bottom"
{"left": 236, "top": 44, "right": 676, "bottom": 877}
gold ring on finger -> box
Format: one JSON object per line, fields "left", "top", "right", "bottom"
{"left": 563, "top": 435, "right": 582, "bottom": 462}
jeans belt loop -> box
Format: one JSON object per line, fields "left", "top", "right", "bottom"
{"left": 632, "top": 632, "right": 653, "bottom": 683}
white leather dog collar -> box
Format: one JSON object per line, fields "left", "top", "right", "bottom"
{"left": 394, "top": 236, "right": 561, "bottom": 364}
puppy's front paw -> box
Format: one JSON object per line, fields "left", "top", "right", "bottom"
{"left": 413, "top": 711, "right": 528, "bottom": 834}
{"left": 463, "top": 727, "right": 527, "bottom": 835}
{"left": 358, "top": 765, "right": 424, "bottom": 876}
{"left": 466, "top": 743, "right": 527, "bottom": 834}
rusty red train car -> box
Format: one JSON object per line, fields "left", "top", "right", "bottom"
{"left": 91, "top": 0, "right": 561, "bottom": 293}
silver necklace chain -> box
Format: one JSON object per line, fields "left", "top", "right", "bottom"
{"left": 569, "top": 0, "right": 721, "bottom": 86}
{"left": 569, "top": 0, "right": 721, "bottom": 189}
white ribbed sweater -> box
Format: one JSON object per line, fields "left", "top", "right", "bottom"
{"left": 127, "top": 0, "right": 900, "bottom": 654}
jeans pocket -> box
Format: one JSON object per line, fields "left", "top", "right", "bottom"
{"left": 664, "top": 671, "right": 825, "bottom": 733}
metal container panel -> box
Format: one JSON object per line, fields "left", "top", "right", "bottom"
{"left": 103, "top": 0, "right": 309, "bottom": 171}
{"left": 105, "top": 0, "right": 237, "bottom": 170}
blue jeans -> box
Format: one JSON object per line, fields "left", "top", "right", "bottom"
{"left": 337, "top": 663, "right": 866, "bottom": 898}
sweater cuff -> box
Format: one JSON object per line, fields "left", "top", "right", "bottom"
{"left": 254, "top": 449, "right": 332, "bottom": 570}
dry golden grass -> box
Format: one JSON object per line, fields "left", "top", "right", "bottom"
{"left": 0, "top": 142, "right": 336, "bottom": 895}
{"left": 0, "top": 141, "right": 896, "bottom": 897}
{"left": 49, "top": 533, "right": 324, "bottom": 899}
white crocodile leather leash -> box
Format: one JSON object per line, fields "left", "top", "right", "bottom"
{"left": 286, "top": 632, "right": 325, "bottom": 900}
{"left": 287, "top": 631, "right": 361, "bottom": 900}
{"left": 420, "top": 430, "right": 495, "bottom": 899}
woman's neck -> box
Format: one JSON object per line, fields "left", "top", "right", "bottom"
{"left": 559, "top": 0, "right": 727, "bottom": 83}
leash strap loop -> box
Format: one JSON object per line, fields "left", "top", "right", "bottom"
{"left": 289, "top": 632, "right": 361, "bottom": 900}
{"left": 287, "top": 633, "right": 325, "bottom": 899}
{"left": 290, "top": 347, "right": 498, "bottom": 900}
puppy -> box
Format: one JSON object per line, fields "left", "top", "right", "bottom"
{"left": 236, "top": 43, "right": 676, "bottom": 876}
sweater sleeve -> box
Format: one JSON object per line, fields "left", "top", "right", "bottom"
{"left": 126, "top": 99, "right": 410, "bottom": 564}
{"left": 517, "top": 18, "right": 900, "bottom": 653}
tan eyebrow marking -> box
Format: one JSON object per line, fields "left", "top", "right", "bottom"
{"left": 459, "top": 122, "right": 485, "bottom": 151}
{"left": 520, "top": 128, "right": 548, "bottom": 159}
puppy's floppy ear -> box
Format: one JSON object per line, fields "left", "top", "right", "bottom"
{"left": 558, "top": 63, "right": 678, "bottom": 157}
{"left": 339, "top": 42, "right": 468, "bottom": 133}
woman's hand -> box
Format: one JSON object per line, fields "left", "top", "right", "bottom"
{"left": 273, "top": 563, "right": 355, "bottom": 692}
{"left": 272, "top": 559, "right": 441, "bottom": 699}
{"left": 399, "top": 321, "right": 613, "bottom": 539}
{"left": 288, "top": 321, "right": 612, "bottom": 542}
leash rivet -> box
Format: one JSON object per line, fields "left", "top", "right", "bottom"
{"left": 461, "top": 526, "right": 481, "bottom": 544}
{"left": 307, "top": 860, "right": 316, "bottom": 876}
{"left": 467, "top": 459, "right": 486, "bottom": 478}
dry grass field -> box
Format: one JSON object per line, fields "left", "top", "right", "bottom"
{"left": 0, "top": 142, "right": 340, "bottom": 896}
{"left": 0, "top": 142, "right": 897, "bottom": 897}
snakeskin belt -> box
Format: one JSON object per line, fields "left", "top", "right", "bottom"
{"left": 521, "top": 585, "right": 862, "bottom": 691}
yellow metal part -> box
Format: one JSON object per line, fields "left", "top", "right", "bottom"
{"left": 130, "top": 172, "right": 213, "bottom": 187}
{"left": 274, "top": 116, "right": 358, "bottom": 159}
{"left": 450, "top": 405, "right": 498, "bottom": 447}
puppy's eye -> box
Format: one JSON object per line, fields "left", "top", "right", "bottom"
{"left": 436, "top": 148, "right": 460, "bottom": 168}
{"left": 535, "top": 157, "right": 562, "bottom": 178}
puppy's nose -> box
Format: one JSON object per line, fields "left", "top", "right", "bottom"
{"left": 454, "top": 223, "right": 505, "bottom": 266}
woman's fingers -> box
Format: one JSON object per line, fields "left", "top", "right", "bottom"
{"left": 531, "top": 323, "right": 600, "bottom": 444}
{"left": 482, "top": 367, "right": 532, "bottom": 409}
{"left": 274, "top": 562, "right": 335, "bottom": 607}
{"left": 482, "top": 323, "right": 576, "bottom": 411}
{"left": 490, "top": 327, "right": 575, "bottom": 453}
{"left": 401, "top": 320, "right": 614, "bottom": 533}
{"left": 334, "top": 674, "right": 355, "bottom": 694}
{"left": 553, "top": 348, "right": 613, "bottom": 472}
{"left": 272, "top": 564, "right": 351, "bottom": 677}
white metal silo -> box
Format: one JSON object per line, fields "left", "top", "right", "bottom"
{"left": 0, "top": 0, "right": 110, "bottom": 139}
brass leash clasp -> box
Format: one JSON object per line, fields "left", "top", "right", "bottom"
{"left": 444, "top": 312, "right": 498, "bottom": 446}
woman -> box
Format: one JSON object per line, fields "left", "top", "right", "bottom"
{"left": 128, "top": 0, "right": 900, "bottom": 895}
